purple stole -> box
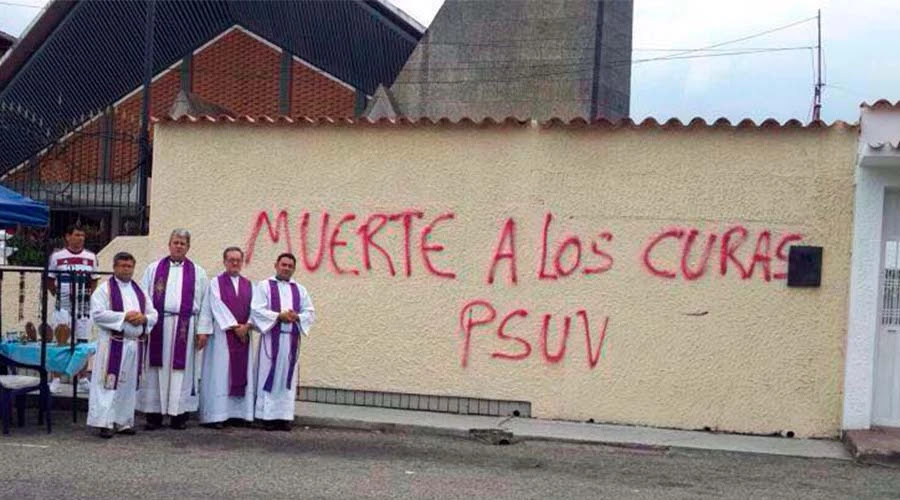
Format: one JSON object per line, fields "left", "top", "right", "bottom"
{"left": 107, "top": 279, "right": 146, "bottom": 390}
{"left": 263, "top": 279, "right": 301, "bottom": 393}
{"left": 149, "top": 258, "right": 196, "bottom": 370}
{"left": 217, "top": 273, "right": 253, "bottom": 397}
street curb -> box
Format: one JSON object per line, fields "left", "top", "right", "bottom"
{"left": 295, "top": 413, "right": 853, "bottom": 460}
{"left": 295, "top": 415, "right": 476, "bottom": 440}
{"left": 295, "top": 414, "right": 673, "bottom": 452}
{"left": 511, "top": 433, "right": 671, "bottom": 453}
{"left": 41, "top": 393, "right": 847, "bottom": 461}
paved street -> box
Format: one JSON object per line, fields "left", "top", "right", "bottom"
{"left": 1, "top": 411, "right": 898, "bottom": 499}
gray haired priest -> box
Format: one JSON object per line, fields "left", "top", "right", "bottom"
{"left": 137, "top": 229, "right": 209, "bottom": 430}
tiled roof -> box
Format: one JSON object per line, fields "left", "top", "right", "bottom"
{"left": 860, "top": 100, "right": 900, "bottom": 152}
{"left": 153, "top": 114, "right": 857, "bottom": 130}
{"left": 866, "top": 141, "right": 900, "bottom": 150}
{"left": 861, "top": 100, "right": 900, "bottom": 110}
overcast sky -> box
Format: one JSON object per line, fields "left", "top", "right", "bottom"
{"left": 2, "top": 0, "right": 897, "bottom": 123}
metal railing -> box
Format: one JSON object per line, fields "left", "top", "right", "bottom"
{"left": 1, "top": 126, "right": 144, "bottom": 210}
{"left": 0, "top": 266, "right": 113, "bottom": 423}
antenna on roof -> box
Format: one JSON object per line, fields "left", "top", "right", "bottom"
{"left": 812, "top": 10, "right": 823, "bottom": 122}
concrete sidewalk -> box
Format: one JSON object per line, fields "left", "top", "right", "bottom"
{"left": 295, "top": 402, "right": 851, "bottom": 461}
{"left": 53, "top": 386, "right": 850, "bottom": 460}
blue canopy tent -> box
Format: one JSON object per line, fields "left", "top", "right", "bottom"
{"left": 0, "top": 184, "right": 48, "bottom": 228}
{"left": 0, "top": 184, "right": 54, "bottom": 434}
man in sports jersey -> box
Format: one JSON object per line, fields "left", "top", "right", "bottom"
{"left": 46, "top": 224, "right": 99, "bottom": 393}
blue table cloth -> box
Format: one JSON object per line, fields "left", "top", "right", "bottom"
{"left": 0, "top": 341, "right": 96, "bottom": 377}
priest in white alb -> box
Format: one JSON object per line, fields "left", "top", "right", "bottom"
{"left": 198, "top": 246, "right": 256, "bottom": 428}
{"left": 250, "top": 252, "right": 315, "bottom": 431}
{"left": 88, "top": 251, "right": 158, "bottom": 439}
{"left": 137, "top": 229, "right": 209, "bottom": 430}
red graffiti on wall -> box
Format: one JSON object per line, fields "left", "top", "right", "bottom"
{"left": 245, "top": 210, "right": 293, "bottom": 265}
{"left": 494, "top": 309, "right": 531, "bottom": 361}
{"left": 421, "top": 213, "right": 456, "bottom": 279}
{"left": 299, "top": 211, "right": 329, "bottom": 272}
{"left": 249, "top": 210, "right": 802, "bottom": 284}
{"left": 538, "top": 311, "right": 607, "bottom": 368}
{"left": 719, "top": 226, "right": 749, "bottom": 278}
{"left": 458, "top": 299, "right": 495, "bottom": 368}
{"left": 642, "top": 228, "right": 682, "bottom": 279}
{"left": 584, "top": 232, "right": 615, "bottom": 275}
{"left": 458, "top": 300, "right": 609, "bottom": 369}
{"left": 538, "top": 213, "right": 616, "bottom": 281}
{"left": 640, "top": 225, "right": 803, "bottom": 281}
{"left": 485, "top": 213, "right": 616, "bottom": 285}
{"left": 681, "top": 229, "right": 717, "bottom": 281}
{"left": 539, "top": 314, "right": 570, "bottom": 363}
{"left": 580, "top": 311, "right": 608, "bottom": 369}
{"left": 392, "top": 210, "right": 425, "bottom": 277}
{"left": 246, "top": 209, "right": 457, "bottom": 280}
{"left": 329, "top": 213, "right": 359, "bottom": 275}
{"left": 773, "top": 234, "right": 804, "bottom": 280}
{"left": 487, "top": 218, "right": 518, "bottom": 285}
{"left": 358, "top": 213, "right": 396, "bottom": 276}
{"left": 247, "top": 210, "right": 808, "bottom": 372}
{"left": 748, "top": 230, "right": 772, "bottom": 281}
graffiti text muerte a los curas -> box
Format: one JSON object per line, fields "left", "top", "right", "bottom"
{"left": 245, "top": 209, "right": 804, "bottom": 370}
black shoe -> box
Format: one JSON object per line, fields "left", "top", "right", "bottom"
{"left": 99, "top": 428, "right": 114, "bottom": 439}
{"left": 226, "top": 418, "right": 248, "bottom": 428}
{"left": 144, "top": 413, "right": 163, "bottom": 431}
{"left": 118, "top": 427, "right": 136, "bottom": 436}
{"left": 170, "top": 414, "right": 187, "bottom": 430}
{"left": 277, "top": 420, "right": 292, "bottom": 432}
{"left": 201, "top": 422, "right": 224, "bottom": 430}
{"left": 262, "top": 420, "right": 277, "bottom": 431}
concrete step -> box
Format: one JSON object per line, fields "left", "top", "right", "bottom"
{"left": 843, "top": 427, "right": 900, "bottom": 465}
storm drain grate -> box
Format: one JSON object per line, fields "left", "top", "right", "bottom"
{"left": 297, "top": 386, "right": 531, "bottom": 418}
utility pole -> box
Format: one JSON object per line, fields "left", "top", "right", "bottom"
{"left": 137, "top": 0, "right": 156, "bottom": 234}
{"left": 812, "top": 9, "right": 823, "bottom": 122}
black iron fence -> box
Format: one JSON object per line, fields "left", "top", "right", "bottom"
{"left": 0, "top": 122, "right": 147, "bottom": 253}
{"left": 0, "top": 267, "right": 113, "bottom": 423}
{"left": 2, "top": 122, "right": 145, "bottom": 205}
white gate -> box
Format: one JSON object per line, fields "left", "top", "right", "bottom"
{"left": 874, "top": 191, "right": 900, "bottom": 426}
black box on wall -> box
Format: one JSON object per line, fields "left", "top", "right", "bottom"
{"left": 787, "top": 246, "right": 823, "bottom": 287}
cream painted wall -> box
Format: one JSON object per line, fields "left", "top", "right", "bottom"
{"left": 0, "top": 269, "right": 46, "bottom": 337}
{"left": 97, "top": 236, "right": 150, "bottom": 271}
{"left": 116, "top": 122, "right": 855, "bottom": 437}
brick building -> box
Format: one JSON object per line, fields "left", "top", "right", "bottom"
{"left": 0, "top": 0, "right": 422, "bottom": 248}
